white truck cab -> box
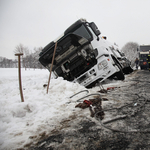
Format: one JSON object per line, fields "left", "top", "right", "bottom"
{"left": 39, "top": 19, "right": 125, "bottom": 88}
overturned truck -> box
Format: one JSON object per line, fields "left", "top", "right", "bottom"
{"left": 39, "top": 19, "right": 126, "bottom": 88}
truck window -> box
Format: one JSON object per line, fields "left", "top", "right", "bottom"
{"left": 73, "top": 25, "right": 93, "bottom": 41}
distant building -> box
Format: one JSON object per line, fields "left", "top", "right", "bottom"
{"left": 140, "top": 45, "right": 150, "bottom": 52}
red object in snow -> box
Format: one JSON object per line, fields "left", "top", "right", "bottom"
{"left": 107, "top": 87, "right": 115, "bottom": 90}
{"left": 83, "top": 100, "right": 93, "bottom": 106}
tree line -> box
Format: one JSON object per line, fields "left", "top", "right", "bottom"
{"left": 0, "top": 44, "right": 44, "bottom": 69}
{"left": 0, "top": 42, "right": 139, "bottom": 69}
{"left": 0, "top": 57, "right": 17, "bottom": 68}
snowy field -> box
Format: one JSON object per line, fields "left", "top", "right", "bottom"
{"left": 0, "top": 68, "right": 128, "bottom": 149}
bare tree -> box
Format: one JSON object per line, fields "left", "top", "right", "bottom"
{"left": 33, "top": 47, "right": 44, "bottom": 69}
{"left": 14, "top": 44, "right": 30, "bottom": 55}
{"left": 121, "top": 42, "right": 139, "bottom": 67}
{"left": 13, "top": 44, "right": 45, "bottom": 69}
{"left": 14, "top": 44, "right": 30, "bottom": 69}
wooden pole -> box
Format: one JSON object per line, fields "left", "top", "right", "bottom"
{"left": 47, "top": 42, "right": 57, "bottom": 94}
{"left": 15, "top": 53, "right": 24, "bottom": 102}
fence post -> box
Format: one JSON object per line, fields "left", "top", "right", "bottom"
{"left": 15, "top": 53, "right": 24, "bottom": 102}
{"left": 47, "top": 42, "right": 57, "bottom": 94}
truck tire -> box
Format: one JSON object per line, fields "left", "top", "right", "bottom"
{"left": 123, "top": 66, "right": 133, "bottom": 74}
{"left": 112, "top": 57, "right": 125, "bottom": 80}
{"left": 128, "top": 66, "right": 133, "bottom": 73}
{"left": 115, "top": 69, "right": 125, "bottom": 80}
{"left": 140, "top": 66, "right": 143, "bottom": 70}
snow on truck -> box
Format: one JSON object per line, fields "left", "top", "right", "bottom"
{"left": 100, "top": 37, "right": 133, "bottom": 74}
{"left": 39, "top": 19, "right": 126, "bottom": 88}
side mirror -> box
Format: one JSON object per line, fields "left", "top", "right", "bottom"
{"left": 89, "top": 22, "right": 101, "bottom": 36}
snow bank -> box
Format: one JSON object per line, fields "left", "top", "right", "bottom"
{"left": 0, "top": 68, "right": 134, "bottom": 149}
{"left": 0, "top": 68, "right": 87, "bottom": 149}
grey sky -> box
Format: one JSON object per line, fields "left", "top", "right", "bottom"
{"left": 0, "top": 0, "right": 150, "bottom": 59}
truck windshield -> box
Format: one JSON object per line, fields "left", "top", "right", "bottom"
{"left": 73, "top": 24, "right": 92, "bottom": 41}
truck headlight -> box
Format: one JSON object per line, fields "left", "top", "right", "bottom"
{"left": 98, "top": 60, "right": 108, "bottom": 70}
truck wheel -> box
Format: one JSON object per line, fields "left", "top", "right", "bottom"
{"left": 140, "top": 66, "right": 143, "bottom": 70}
{"left": 113, "top": 57, "right": 125, "bottom": 80}
{"left": 123, "top": 66, "right": 133, "bottom": 74}
{"left": 116, "top": 70, "right": 125, "bottom": 80}
{"left": 128, "top": 66, "right": 133, "bottom": 73}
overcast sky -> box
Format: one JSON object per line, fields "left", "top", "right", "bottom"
{"left": 0, "top": 0, "right": 150, "bottom": 59}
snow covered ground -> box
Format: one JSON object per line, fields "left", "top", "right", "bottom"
{"left": 0, "top": 68, "right": 88, "bottom": 149}
{"left": 0, "top": 68, "right": 130, "bottom": 150}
